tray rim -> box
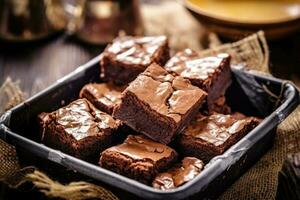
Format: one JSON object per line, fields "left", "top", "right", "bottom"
{"left": 0, "top": 55, "right": 299, "bottom": 199}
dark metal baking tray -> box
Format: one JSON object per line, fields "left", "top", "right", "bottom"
{"left": 0, "top": 55, "right": 299, "bottom": 199}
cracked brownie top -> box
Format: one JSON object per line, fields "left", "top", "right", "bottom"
{"left": 184, "top": 113, "right": 259, "bottom": 146}
{"left": 152, "top": 157, "right": 204, "bottom": 190}
{"left": 104, "top": 135, "right": 176, "bottom": 161}
{"left": 165, "top": 48, "right": 230, "bottom": 81}
{"left": 80, "top": 83, "right": 124, "bottom": 114}
{"left": 105, "top": 36, "right": 168, "bottom": 66}
{"left": 39, "top": 99, "right": 120, "bottom": 141}
{"left": 126, "top": 63, "right": 207, "bottom": 122}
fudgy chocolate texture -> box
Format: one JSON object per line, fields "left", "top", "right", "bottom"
{"left": 165, "top": 49, "right": 232, "bottom": 111}
{"left": 152, "top": 157, "right": 204, "bottom": 190}
{"left": 100, "top": 35, "right": 170, "bottom": 85}
{"left": 80, "top": 83, "right": 124, "bottom": 114}
{"left": 38, "top": 98, "right": 121, "bottom": 161}
{"left": 113, "top": 63, "right": 207, "bottom": 144}
{"left": 177, "top": 112, "right": 260, "bottom": 162}
{"left": 99, "top": 135, "right": 178, "bottom": 184}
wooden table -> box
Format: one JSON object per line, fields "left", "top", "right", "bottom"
{"left": 0, "top": 31, "right": 300, "bottom": 199}
{"left": 0, "top": 34, "right": 104, "bottom": 97}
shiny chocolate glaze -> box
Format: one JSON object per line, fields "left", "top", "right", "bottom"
{"left": 165, "top": 48, "right": 200, "bottom": 68}
{"left": 126, "top": 63, "right": 207, "bottom": 122}
{"left": 49, "top": 99, "right": 119, "bottom": 141}
{"left": 184, "top": 113, "right": 256, "bottom": 146}
{"left": 106, "top": 135, "right": 175, "bottom": 161}
{"left": 152, "top": 157, "right": 204, "bottom": 190}
{"left": 165, "top": 48, "right": 230, "bottom": 81}
{"left": 106, "top": 35, "right": 167, "bottom": 66}
{"left": 80, "top": 83, "right": 123, "bottom": 110}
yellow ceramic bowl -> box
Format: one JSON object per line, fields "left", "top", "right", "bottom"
{"left": 183, "top": 0, "right": 300, "bottom": 40}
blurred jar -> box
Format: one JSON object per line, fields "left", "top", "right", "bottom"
{"left": 71, "top": 0, "right": 144, "bottom": 44}
{"left": 0, "top": 0, "right": 67, "bottom": 42}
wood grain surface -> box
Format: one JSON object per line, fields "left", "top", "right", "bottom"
{"left": 0, "top": 34, "right": 105, "bottom": 97}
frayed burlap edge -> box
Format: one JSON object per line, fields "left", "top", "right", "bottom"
{"left": 199, "top": 31, "right": 269, "bottom": 73}
{"left": 0, "top": 139, "right": 117, "bottom": 200}
{"left": 26, "top": 171, "right": 118, "bottom": 200}
{"left": 0, "top": 77, "right": 25, "bottom": 115}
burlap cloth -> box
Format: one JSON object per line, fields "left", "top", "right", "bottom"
{"left": 0, "top": 2, "right": 299, "bottom": 199}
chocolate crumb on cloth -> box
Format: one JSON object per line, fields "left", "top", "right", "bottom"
{"left": 152, "top": 157, "right": 204, "bottom": 190}
{"left": 38, "top": 98, "right": 122, "bottom": 161}
{"left": 99, "top": 135, "right": 178, "bottom": 184}
{"left": 100, "top": 35, "right": 170, "bottom": 85}
{"left": 113, "top": 63, "right": 207, "bottom": 144}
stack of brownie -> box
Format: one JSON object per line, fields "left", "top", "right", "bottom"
{"left": 38, "top": 35, "right": 260, "bottom": 190}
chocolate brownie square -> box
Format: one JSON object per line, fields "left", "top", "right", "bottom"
{"left": 99, "top": 135, "right": 178, "bottom": 184}
{"left": 113, "top": 63, "right": 207, "bottom": 144}
{"left": 165, "top": 49, "right": 232, "bottom": 111}
{"left": 80, "top": 83, "right": 124, "bottom": 114}
{"left": 100, "top": 35, "right": 170, "bottom": 85}
{"left": 176, "top": 112, "right": 260, "bottom": 162}
{"left": 38, "top": 98, "right": 121, "bottom": 161}
{"left": 152, "top": 157, "right": 204, "bottom": 190}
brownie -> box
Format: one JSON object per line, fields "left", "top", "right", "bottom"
{"left": 79, "top": 83, "right": 124, "bottom": 114}
{"left": 165, "top": 49, "right": 232, "bottom": 111}
{"left": 99, "top": 135, "right": 178, "bottom": 184}
{"left": 38, "top": 98, "right": 121, "bottom": 161}
{"left": 177, "top": 112, "right": 260, "bottom": 162}
{"left": 100, "top": 35, "right": 170, "bottom": 85}
{"left": 152, "top": 157, "right": 204, "bottom": 190}
{"left": 113, "top": 63, "right": 207, "bottom": 144}
{"left": 206, "top": 95, "right": 231, "bottom": 114}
